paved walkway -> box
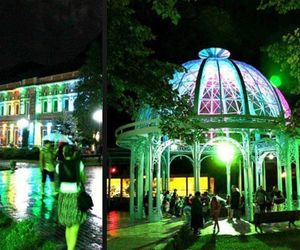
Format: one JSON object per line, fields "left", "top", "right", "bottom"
{"left": 107, "top": 211, "right": 184, "bottom": 250}
{"left": 107, "top": 211, "right": 300, "bottom": 250}
{"left": 0, "top": 162, "right": 102, "bottom": 249}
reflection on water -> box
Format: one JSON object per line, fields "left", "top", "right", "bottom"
{"left": 0, "top": 163, "right": 102, "bottom": 224}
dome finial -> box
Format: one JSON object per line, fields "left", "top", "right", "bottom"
{"left": 199, "top": 48, "right": 230, "bottom": 59}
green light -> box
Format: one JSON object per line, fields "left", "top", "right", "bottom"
{"left": 216, "top": 142, "right": 235, "bottom": 163}
{"left": 270, "top": 75, "right": 282, "bottom": 87}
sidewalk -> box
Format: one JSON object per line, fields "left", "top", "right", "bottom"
{"left": 0, "top": 163, "right": 102, "bottom": 249}
{"left": 107, "top": 212, "right": 185, "bottom": 250}
{"left": 108, "top": 212, "right": 300, "bottom": 250}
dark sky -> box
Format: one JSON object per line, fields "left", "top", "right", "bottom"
{"left": 108, "top": 1, "right": 300, "bottom": 147}
{"left": 0, "top": 0, "right": 102, "bottom": 83}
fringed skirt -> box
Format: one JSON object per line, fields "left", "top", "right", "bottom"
{"left": 57, "top": 192, "right": 87, "bottom": 227}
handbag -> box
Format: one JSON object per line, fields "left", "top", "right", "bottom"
{"left": 78, "top": 185, "right": 94, "bottom": 212}
{"left": 75, "top": 161, "right": 94, "bottom": 212}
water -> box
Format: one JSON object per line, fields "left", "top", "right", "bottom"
{"left": 0, "top": 162, "right": 102, "bottom": 249}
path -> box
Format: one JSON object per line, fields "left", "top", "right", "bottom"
{"left": 0, "top": 162, "right": 102, "bottom": 249}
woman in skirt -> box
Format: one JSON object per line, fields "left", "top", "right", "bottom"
{"left": 56, "top": 145, "right": 87, "bottom": 250}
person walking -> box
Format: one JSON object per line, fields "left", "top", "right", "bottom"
{"left": 211, "top": 196, "right": 221, "bottom": 233}
{"left": 56, "top": 145, "right": 87, "bottom": 250}
{"left": 40, "top": 140, "right": 56, "bottom": 195}
{"left": 191, "top": 191, "right": 203, "bottom": 235}
{"left": 229, "top": 185, "right": 241, "bottom": 222}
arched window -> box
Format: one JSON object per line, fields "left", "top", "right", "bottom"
{"left": 43, "top": 101, "right": 48, "bottom": 113}
{"left": 15, "top": 104, "right": 19, "bottom": 115}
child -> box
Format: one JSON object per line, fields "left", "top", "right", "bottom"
{"left": 211, "top": 196, "right": 221, "bottom": 233}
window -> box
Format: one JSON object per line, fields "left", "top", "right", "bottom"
{"left": 43, "top": 101, "right": 48, "bottom": 113}
{"left": 15, "top": 104, "right": 19, "bottom": 115}
{"left": 8, "top": 105, "right": 11, "bottom": 115}
{"left": 24, "top": 102, "right": 29, "bottom": 114}
{"left": 0, "top": 106, "right": 3, "bottom": 116}
{"left": 64, "top": 99, "right": 69, "bottom": 111}
{"left": 53, "top": 100, "right": 58, "bottom": 112}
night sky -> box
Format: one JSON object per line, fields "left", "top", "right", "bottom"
{"left": 0, "top": 0, "right": 102, "bottom": 84}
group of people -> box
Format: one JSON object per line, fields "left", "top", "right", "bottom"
{"left": 39, "top": 140, "right": 87, "bottom": 250}
{"left": 159, "top": 185, "right": 245, "bottom": 235}
{"left": 255, "top": 185, "right": 285, "bottom": 213}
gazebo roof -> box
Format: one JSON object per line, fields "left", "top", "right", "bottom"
{"left": 170, "top": 48, "right": 291, "bottom": 119}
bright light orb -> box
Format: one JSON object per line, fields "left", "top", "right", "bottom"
{"left": 93, "top": 109, "right": 103, "bottom": 123}
{"left": 171, "top": 144, "right": 178, "bottom": 151}
{"left": 17, "top": 118, "right": 29, "bottom": 129}
{"left": 216, "top": 142, "right": 235, "bottom": 163}
{"left": 270, "top": 75, "right": 282, "bottom": 87}
{"left": 267, "top": 153, "right": 275, "bottom": 160}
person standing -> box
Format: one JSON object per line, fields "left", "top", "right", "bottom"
{"left": 273, "top": 189, "right": 285, "bottom": 211}
{"left": 191, "top": 191, "right": 203, "bottom": 235}
{"left": 230, "top": 185, "right": 241, "bottom": 222}
{"left": 211, "top": 196, "right": 221, "bottom": 233}
{"left": 40, "top": 140, "right": 56, "bottom": 195}
{"left": 255, "top": 186, "right": 267, "bottom": 213}
{"left": 56, "top": 145, "right": 87, "bottom": 250}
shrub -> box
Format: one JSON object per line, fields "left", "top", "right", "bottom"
{"left": 0, "top": 147, "right": 40, "bottom": 160}
{"left": 0, "top": 211, "right": 13, "bottom": 228}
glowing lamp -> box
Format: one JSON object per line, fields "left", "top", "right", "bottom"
{"left": 93, "top": 109, "right": 103, "bottom": 123}
{"left": 110, "top": 166, "right": 117, "bottom": 174}
{"left": 267, "top": 153, "right": 275, "bottom": 160}
{"left": 270, "top": 75, "right": 282, "bottom": 87}
{"left": 216, "top": 142, "right": 235, "bottom": 163}
{"left": 171, "top": 144, "right": 178, "bottom": 151}
{"left": 17, "top": 118, "right": 29, "bottom": 129}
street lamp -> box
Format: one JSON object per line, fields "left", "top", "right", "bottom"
{"left": 17, "top": 118, "right": 29, "bottom": 129}
{"left": 17, "top": 118, "right": 29, "bottom": 146}
{"left": 93, "top": 109, "right": 103, "bottom": 123}
{"left": 216, "top": 142, "right": 236, "bottom": 195}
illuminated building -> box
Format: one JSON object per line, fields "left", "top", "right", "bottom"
{"left": 115, "top": 48, "right": 300, "bottom": 222}
{"left": 0, "top": 71, "right": 79, "bottom": 146}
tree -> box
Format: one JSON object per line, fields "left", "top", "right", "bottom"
{"left": 258, "top": 0, "right": 300, "bottom": 130}
{"left": 73, "top": 43, "right": 102, "bottom": 141}
{"left": 258, "top": 1, "right": 300, "bottom": 84}
{"left": 73, "top": 0, "right": 183, "bottom": 142}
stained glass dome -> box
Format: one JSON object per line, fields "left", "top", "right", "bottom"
{"left": 171, "top": 48, "right": 291, "bottom": 119}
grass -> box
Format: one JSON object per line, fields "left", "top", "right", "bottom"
{"left": 188, "top": 230, "right": 300, "bottom": 250}
{"left": 0, "top": 211, "right": 60, "bottom": 250}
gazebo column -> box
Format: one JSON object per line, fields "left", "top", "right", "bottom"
{"left": 155, "top": 157, "right": 162, "bottom": 221}
{"left": 129, "top": 148, "right": 136, "bottom": 221}
{"left": 166, "top": 147, "right": 170, "bottom": 191}
{"left": 193, "top": 142, "right": 200, "bottom": 192}
{"left": 238, "top": 158, "right": 242, "bottom": 192}
{"left": 243, "top": 158, "right": 250, "bottom": 220}
{"left": 248, "top": 161, "right": 254, "bottom": 220}
{"left": 295, "top": 140, "right": 300, "bottom": 209}
{"left": 226, "top": 162, "right": 231, "bottom": 196}
{"left": 136, "top": 150, "right": 145, "bottom": 219}
{"left": 262, "top": 161, "right": 266, "bottom": 190}
{"left": 161, "top": 157, "right": 166, "bottom": 193}
{"left": 245, "top": 132, "right": 254, "bottom": 220}
{"left": 276, "top": 156, "right": 283, "bottom": 192}
{"left": 255, "top": 161, "right": 261, "bottom": 189}
{"left": 285, "top": 142, "right": 293, "bottom": 210}
{"left": 148, "top": 142, "right": 154, "bottom": 221}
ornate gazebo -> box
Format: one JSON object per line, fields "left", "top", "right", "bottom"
{"left": 115, "top": 48, "right": 300, "bottom": 222}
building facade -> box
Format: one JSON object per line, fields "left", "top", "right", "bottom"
{"left": 0, "top": 71, "right": 79, "bottom": 146}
